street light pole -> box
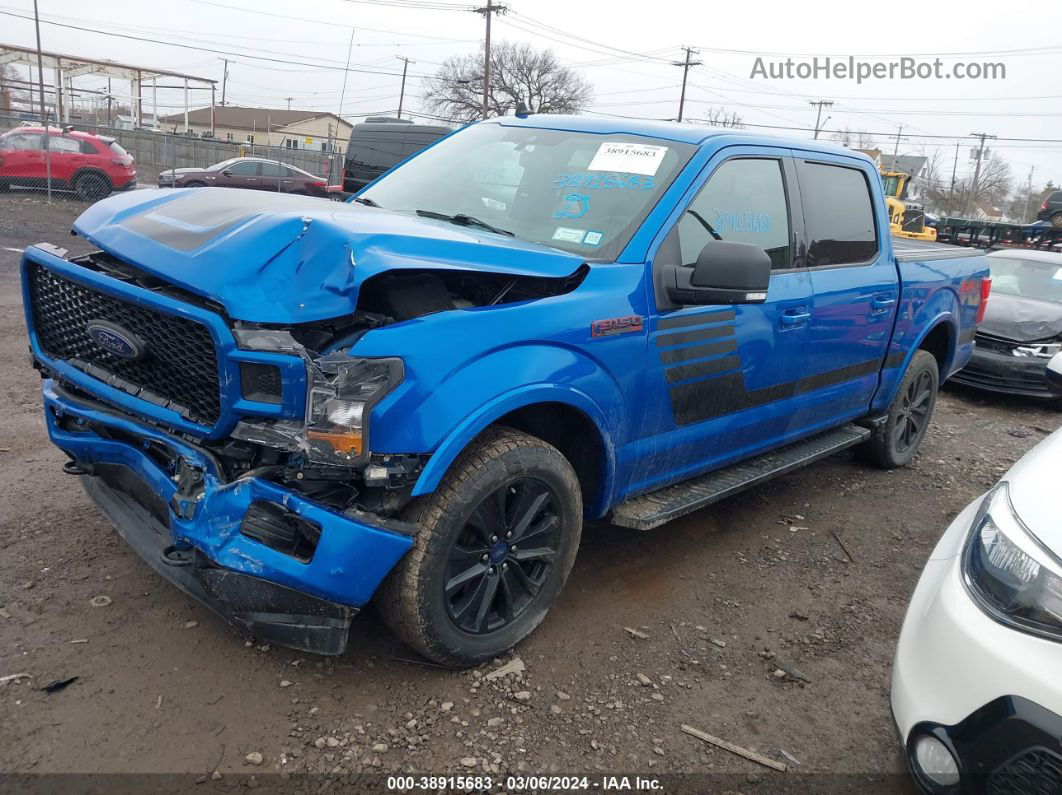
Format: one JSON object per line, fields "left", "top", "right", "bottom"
{"left": 809, "top": 100, "right": 833, "bottom": 139}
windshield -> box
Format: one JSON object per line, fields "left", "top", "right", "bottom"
{"left": 881, "top": 175, "right": 900, "bottom": 197}
{"left": 989, "top": 257, "right": 1062, "bottom": 304}
{"left": 211, "top": 158, "right": 243, "bottom": 171}
{"left": 359, "top": 122, "right": 696, "bottom": 260}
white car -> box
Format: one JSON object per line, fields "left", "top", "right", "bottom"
{"left": 892, "top": 353, "right": 1062, "bottom": 793}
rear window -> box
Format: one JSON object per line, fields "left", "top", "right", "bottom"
{"left": 108, "top": 140, "right": 129, "bottom": 157}
{"left": 797, "top": 161, "right": 878, "bottom": 266}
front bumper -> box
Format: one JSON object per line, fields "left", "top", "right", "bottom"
{"left": 950, "top": 346, "right": 1057, "bottom": 398}
{"left": 43, "top": 380, "right": 415, "bottom": 654}
{"left": 892, "top": 499, "right": 1062, "bottom": 792}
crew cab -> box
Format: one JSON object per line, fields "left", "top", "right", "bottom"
{"left": 19, "top": 116, "right": 990, "bottom": 666}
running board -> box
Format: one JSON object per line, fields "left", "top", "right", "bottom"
{"left": 609, "top": 424, "right": 871, "bottom": 531}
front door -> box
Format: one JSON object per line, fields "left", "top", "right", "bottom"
{"left": 794, "top": 156, "right": 899, "bottom": 423}
{"left": 223, "top": 160, "right": 262, "bottom": 189}
{"left": 628, "top": 150, "right": 813, "bottom": 496}
{"left": 0, "top": 131, "right": 46, "bottom": 185}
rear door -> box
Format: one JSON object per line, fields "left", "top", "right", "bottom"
{"left": 633, "top": 149, "right": 814, "bottom": 494}
{"left": 46, "top": 134, "right": 82, "bottom": 185}
{"left": 794, "top": 155, "right": 898, "bottom": 422}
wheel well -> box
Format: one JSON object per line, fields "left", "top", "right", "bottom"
{"left": 72, "top": 168, "right": 111, "bottom": 187}
{"left": 493, "top": 402, "right": 605, "bottom": 509}
{"left": 919, "top": 322, "right": 953, "bottom": 376}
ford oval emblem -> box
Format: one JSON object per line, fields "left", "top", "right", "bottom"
{"left": 85, "top": 320, "right": 145, "bottom": 361}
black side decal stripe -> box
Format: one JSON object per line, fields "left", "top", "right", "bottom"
{"left": 884, "top": 351, "right": 905, "bottom": 369}
{"left": 669, "top": 357, "right": 883, "bottom": 426}
{"left": 665, "top": 355, "right": 742, "bottom": 384}
{"left": 657, "top": 309, "right": 737, "bottom": 331}
{"left": 660, "top": 339, "right": 738, "bottom": 365}
{"left": 656, "top": 325, "right": 734, "bottom": 347}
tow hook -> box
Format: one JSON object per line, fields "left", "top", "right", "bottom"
{"left": 62, "top": 459, "right": 93, "bottom": 476}
{"left": 170, "top": 457, "right": 205, "bottom": 520}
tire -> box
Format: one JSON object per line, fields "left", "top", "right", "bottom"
{"left": 378, "top": 427, "right": 582, "bottom": 667}
{"left": 183, "top": 181, "right": 206, "bottom": 188}
{"left": 0, "top": 181, "right": 9, "bottom": 193}
{"left": 73, "top": 172, "right": 111, "bottom": 201}
{"left": 1051, "top": 212, "right": 1062, "bottom": 229}
{"left": 861, "top": 350, "right": 939, "bottom": 469}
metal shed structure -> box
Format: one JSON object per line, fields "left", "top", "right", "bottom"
{"left": 0, "top": 43, "right": 216, "bottom": 130}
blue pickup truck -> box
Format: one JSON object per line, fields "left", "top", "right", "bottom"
{"left": 20, "top": 116, "right": 990, "bottom": 665}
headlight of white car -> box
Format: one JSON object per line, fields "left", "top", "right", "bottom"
{"left": 963, "top": 482, "right": 1062, "bottom": 641}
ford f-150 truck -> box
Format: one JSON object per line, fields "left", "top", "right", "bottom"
{"left": 20, "top": 116, "right": 991, "bottom": 666}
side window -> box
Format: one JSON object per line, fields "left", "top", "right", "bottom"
{"left": 79, "top": 139, "right": 100, "bottom": 155}
{"left": 3, "top": 133, "right": 43, "bottom": 151}
{"left": 229, "top": 161, "right": 260, "bottom": 176}
{"left": 48, "top": 136, "right": 82, "bottom": 154}
{"left": 797, "top": 161, "right": 878, "bottom": 267}
{"left": 349, "top": 134, "right": 405, "bottom": 171}
{"left": 676, "top": 158, "right": 791, "bottom": 270}
{"left": 258, "top": 162, "right": 284, "bottom": 177}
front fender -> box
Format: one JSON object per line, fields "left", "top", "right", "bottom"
{"left": 409, "top": 381, "right": 617, "bottom": 514}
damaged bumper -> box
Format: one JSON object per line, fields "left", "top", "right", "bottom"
{"left": 43, "top": 380, "right": 416, "bottom": 654}
{"left": 951, "top": 346, "right": 1058, "bottom": 398}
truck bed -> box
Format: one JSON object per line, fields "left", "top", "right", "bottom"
{"left": 892, "top": 235, "right": 984, "bottom": 263}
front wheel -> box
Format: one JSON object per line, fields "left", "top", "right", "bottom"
{"left": 861, "top": 350, "right": 939, "bottom": 469}
{"left": 378, "top": 427, "right": 582, "bottom": 666}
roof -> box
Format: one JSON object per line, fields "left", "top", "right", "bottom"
{"left": 158, "top": 106, "right": 351, "bottom": 132}
{"left": 8, "top": 125, "right": 105, "bottom": 140}
{"left": 492, "top": 114, "right": 865, "bottom": 158}
{"left": 880, "top": 154, "right": 928, "bottom": 178}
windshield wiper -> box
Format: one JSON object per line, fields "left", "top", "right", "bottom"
{"left": 415, "top": 209, "right": 513, "bottom": 237}
{"left": 353, "top": 196, "right": 380, "bottom": 207}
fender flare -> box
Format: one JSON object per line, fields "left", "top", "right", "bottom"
{"left": 876, "top": 313, "right": 959, "bottom": 413}
{"left": 410, "top": 383, "right": 618, "bottom": 514}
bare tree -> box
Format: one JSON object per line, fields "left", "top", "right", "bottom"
{"left": 423, "top": 41, "right": 593, "bottom": 124}
{"left": 0, "top": 64, "right": 29, "bottom": 113}
{"left": 856, "top": 130, "right": 877, "bottom": 151}
{"left": 704, "top": 107, "right": 744, "bottom": 129}
{"left": 831, "top": 127, "right": 854, "bottom": 148}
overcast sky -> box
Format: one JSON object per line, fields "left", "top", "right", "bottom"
{"left": 3, "top": 0, "right": 1061, "bottom": 193}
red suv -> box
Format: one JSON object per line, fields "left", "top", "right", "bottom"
{"left": 0, "top": 126, "right": 137, "bottom": 200}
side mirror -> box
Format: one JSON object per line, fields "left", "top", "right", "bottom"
{"left": 1046, "top": 352, "right": 1062, "bottom": 396}
{"left": 663, "top": 241, "right": 772, "bottom": 305}
{"left": 222, "top": 169, "right": 232, "bottom": 176}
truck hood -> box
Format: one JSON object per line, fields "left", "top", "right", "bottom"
{"left": 70, "top": 188, "right": 585, "bottom": 323}
{"left": 979, "top": 293, "right": 1062, "bottom": 343}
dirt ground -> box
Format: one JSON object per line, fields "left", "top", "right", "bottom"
{"left": 1, "top": 194, "right": 1059, "bottom": 792}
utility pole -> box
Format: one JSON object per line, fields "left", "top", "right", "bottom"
{"left": 472, "top": 1, "right": 505, "bottom": 119}
{"left": 892, "top": 123, "right": 904, "bottom": 159}
{"left": 338, "top": 28, "right": 355, "bottom": 127}
{"left": 32, "top": 0, "right": 46, "bottom": 123}
{"left": 1022, "top": 165, "right": 1036, "bottom": 223}
{"left": 964, "top": 132, "right": 996, "bottom": 217}
{"left": 286, "top": 96, "right": 293, "bottom": 111}
{"left": 673, "top": 47, "right": 701, "bottom": 123}
{"left": 948, "top": 140, "right": 959, "bottom": 216}
{"left": 809, "top": 100, "right": 833, "bottom": 139}
{"left": 220, "top": 58, "right": 229, "bottom": 106}
{"left": 395, "top": 56, "right": 414, "bottom": 119}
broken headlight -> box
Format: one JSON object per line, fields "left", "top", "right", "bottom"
{"left": 303, "top": 354, "right": 403, "bottom": 464}
{"left": 1013, "top": 341, "right": 1062, "bottom": 359}
{"left": 962, "top": 483, "right": 1062, "bottom": 642}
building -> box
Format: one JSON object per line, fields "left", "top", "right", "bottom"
{"left": 158, "top": 106, "right": 352, "bottom": 152}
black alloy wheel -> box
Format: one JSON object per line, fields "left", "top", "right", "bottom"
{"left": 443, "top": 478, "right": 560, "bottom": 635}
{"left": 894, "top": 368, "right": 934, "bottom": 453}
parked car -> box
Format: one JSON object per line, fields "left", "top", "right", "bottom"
{"left": 0, "top": 126, "right": 136, "bottom": 200}
{"left": 891, "top": 376, "right": 1062, "bottom": 794}
{"left": 951, "top": 249, "right": 1062, "bottom": 399}
{"left": 1036, "top": 190, "right": 1062, "bottom": 227}
{"left": 341, "top": 118, "right": 450, "bottom": 193}
{"left": 158, "top": 157, "right": 336, "bottom": 197}
{"left": 20, "top": 116, "right": 989, "bottom": 666}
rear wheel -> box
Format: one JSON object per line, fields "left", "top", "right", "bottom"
{"left": 378, "top": 427, "right": 582, "bottom": 667}
{"left": 73, "top": 172, "right": 110, "bottom": 201}
{"left": 861, "top": 350, "right": 939, "bottom": 469}
{"left": 1051, "top": 212, "right": 1062, "bottom": 228}
{"left": 183, "top": 180, "right": 206, "bottom": 188}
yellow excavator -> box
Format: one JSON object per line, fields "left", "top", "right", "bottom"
{"left": 881, "top": 169, "right": 937, "bottom": 241}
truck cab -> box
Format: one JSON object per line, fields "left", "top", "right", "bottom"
{"left": 20, "top": 116, "right": 989, "bottom": 665}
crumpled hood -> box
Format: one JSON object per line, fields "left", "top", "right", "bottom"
{"left": 70, "top": 188, "right": 584, "bottom": 323}
{"left": 979, "top": 293, "right": 1062, "bottom": 343}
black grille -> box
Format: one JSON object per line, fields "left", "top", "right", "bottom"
{"left": 988, "top": 748, "right": 1062, "bottom": 795}
{"left": 975, "top": 332, "right": 1020, "bottom": 355}
{"left": 28, "top": 263, "right": 222, "bottom": 425}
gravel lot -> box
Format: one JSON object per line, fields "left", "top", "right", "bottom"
{"left": 1, "top": 194, "right": 1058, "bottom": 791}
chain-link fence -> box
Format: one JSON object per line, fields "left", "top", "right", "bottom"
{"left": 0, "top": 112, "right": 345, "bottom": 205}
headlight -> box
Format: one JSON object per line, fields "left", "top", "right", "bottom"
{"left": 303, "top": 353, "right": 403, "bottom": 464}
{"left": 1013, "top": 342, "right": 1062, "bottom": 358}
{"left": 962, "top": 482, "right": 1062, "bottom": 641}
